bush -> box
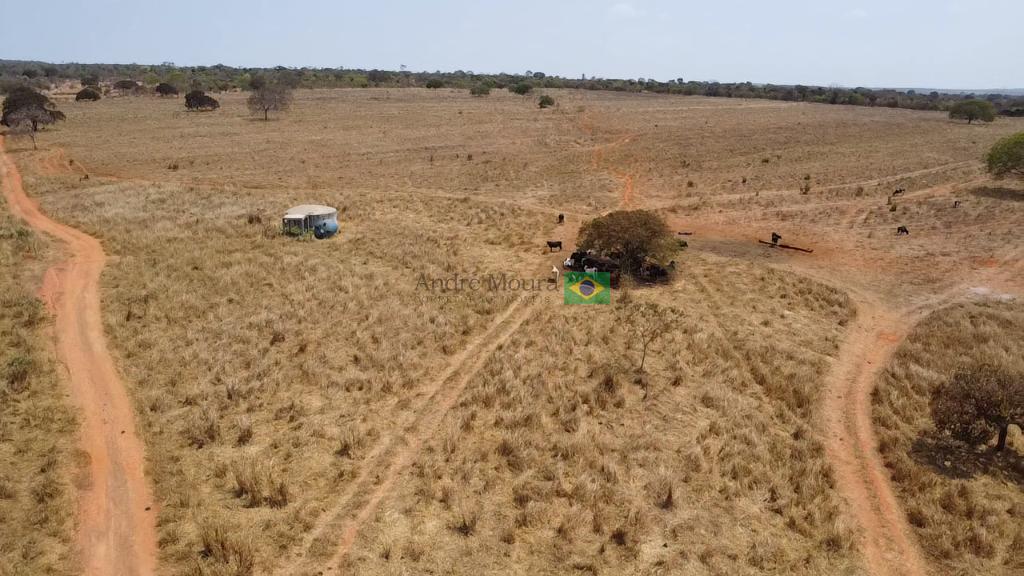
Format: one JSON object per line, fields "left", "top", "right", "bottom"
{"left": 75, "top": 87, "right": 101, "bottom": 102}
{"left": 931, "top": 363, "right": 1024, "bottom": 451}
{"left": 185, "top": 90, "right": 219, "bottom": 111}
{"left": 538, "top": 95, "right": 555, "bottom": 108}
{"left": 510, "top": 82, "right": 533, "bottom": 95}
{"left": 113, "top": 79, "right": 139, "bottom": 96}
{"left": 949, "top": 99, "right": 996, "bottom": 124}
{"left": 154, "top": 82, "right": 178, "bottom": 97}
{"left": 469, "top": 84, "right": 491, "bottom": 96}
{"left": 986, "top": 132, "right": 1024, "bottom": 178}
{"left": 424, "top": 78, "right": 444, "bottom": 89}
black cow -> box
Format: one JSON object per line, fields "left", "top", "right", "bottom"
{"left": 892, "top": 187, "right": 906, "bottom": 197}
{"left": 557, "top": 213, "right": 565, "bottom": 224}
{"left": 954, "top": 200, "right": 961, "bottom": 208}
{"left": 896, "top": 226, "right": 910, "bottom": 236}
{"left": 771, "top": 232, "right": 782, "bottom": 245}
{"left": 547, "top": 240, "right": 563, "bottom": 252}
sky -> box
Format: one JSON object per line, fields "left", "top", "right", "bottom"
{"left": 1, "top": 0, "right": 1021, "bottom": 89}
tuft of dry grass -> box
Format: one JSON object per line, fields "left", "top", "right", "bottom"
{"left": 873, "top": 301, "right": 1024, "bottom": 575}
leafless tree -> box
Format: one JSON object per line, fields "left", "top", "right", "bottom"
{"left": 247, "top": 83, "right": 293, "bottom": 121}
{"left": 616, "top": 300, "right": 675, "bottom": 374}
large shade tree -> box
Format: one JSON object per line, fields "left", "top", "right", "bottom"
{"left": 577, "top": 210, "right": 676, "bottom": 276}
{"left": 1, "top": 86, "right": 65, "bottom": 131}
{"left": 949, "top": 99, "right": 997, "bottom": 124}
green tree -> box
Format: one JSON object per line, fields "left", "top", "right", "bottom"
{"left": 949, "top": 99, "right": 996, "bottom": 124}
{"left": 577, "top": 210, "right": 676, "bottom": 277}
{"left": 424, "top": 78, "right": 444, "bottom": 89}
{"left": 469, "top": 84, "right": 491, "bottom": 96}
{"left": 931, "top": 363, "right": 1023, "bottom": 451}
{"left": 986, "top": 132, "right": 1024, "bottom": 178}
{"left": 2, "top": 87, "right": 65, "bottom": 131}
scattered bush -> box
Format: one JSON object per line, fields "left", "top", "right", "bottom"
{"left": 185, "top": 90, "right": 219, "bottom": 111}
{"left": 424, "top": 78, "right": 444, "bottom": 89}
{"left": 113, "top": 79, "right": 139, "bottom": 96}
{"left": 986, "top": 132, "right": 1024, "bottom": 178}
{"left": 75, "top": 87, "right": 101, "bottom": 102}
{"left": 949, "top": 99, "right": 996, "bottom": 124}
{"left": 4, "top": 354, "right": 33, "bottom": 392}
{"left": 469, "top": 84, "right": 490, "bottom": 96}
{"left": 247, "top": 83, "right": 292, "bottom": 120}
{"left": 231, "top": 457, "right": 288, "bottom": 508}
{"left": 538, "top": 95, "right": 555, "bottom": 109}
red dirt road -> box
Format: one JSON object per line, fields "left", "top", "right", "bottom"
{"left": 0, "top": 136, "right": 157, "bottom": 576}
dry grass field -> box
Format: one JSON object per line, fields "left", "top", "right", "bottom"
{"left": 2, "top": 87, "right": 1023, "bottom": 575}
{"left": 873, "top": 301, "right": 1024, "bottom": 576}
{"left": 0, "top": 180, "right": 76, "bottom": 575}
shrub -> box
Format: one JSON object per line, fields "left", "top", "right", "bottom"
{"left": 469, "top": 84, "right": 491, "bottom": 96}
{"left": 931, "top": 363, "right": 1024, "bottom": 451}
{"left": 154, "top": 82, "right": 179, "bottom": 97}
{"left": 510, "top": 82, "right": 533, "bottom": 95}
{"left": 949, "top": 99, "right": 996, "bottom": 124}
{"left": 538, "top": 95, "right": 555, "bottom": 108}
{"left": 986, "top": 132, "right": 1024, "bottom": 178}
{"left": 424, "top": 78, "right": 444, "bottom": 89}
{"left": 75, "top": 87, "right": 101, "bottom": 102}
{"left": 231, "top": 457, "right": 288, "bottom": 507}
{"left": 247, "top": 83, "right": 292, "bottom": 120}
{"left": 4, "top": 354, "right": 33, "bottom": 392}
{"left": 185, "top": 90, "right": 219, "bottom": 111}
{"left": 113, "top": 79, "right": 139, "bottom": 96}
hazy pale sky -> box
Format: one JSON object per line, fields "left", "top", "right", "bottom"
{"left": 2, "top": 0, "right": 1021, "bottom": 89}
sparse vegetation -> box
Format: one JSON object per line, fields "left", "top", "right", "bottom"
{"left": 509, "top": 82, "right": 532, "bottom": 95}
{"left": 155, "top": 82, "right": 179, "bottom": 97}
{"left": 469, "top": 84, "right": 490, "bottom": 96}
{"left": 247, "top": 82, "right": 293, "bottom": 120}
{"left": 113, "top": 79, "right": 139, "bottom": 96}
{"left": 537, "top": 94, "right": 555, "bottom": 108}
{"left": 424, "top": 78, "right": 444, "bottom": 89}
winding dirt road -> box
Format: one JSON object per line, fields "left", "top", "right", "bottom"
{"left": 0, "top": 136, "right": 157, "bottom": 576}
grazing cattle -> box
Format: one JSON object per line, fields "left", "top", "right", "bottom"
{"left": 584, "top": 265, "right": 598, "bottom": 273}
{"left": 892, "top": 187, "right": 906, "bottom": 197}
{"left": 550, "top": 266, "right": 559, "bottom": 283}
{"left": 546, "top": 240, "right": 563, "bottom": 252}
{"left": 771, "top": 232, "right": 782, "bottom": 245}
{"left": 954, "top": 200, "right": 961, "bottom": 208}
{"left": 557, "top": 213, "right": 565, "bottom": 224}
{"left": 896, "top": 225, "right": 910, "bottom": 236}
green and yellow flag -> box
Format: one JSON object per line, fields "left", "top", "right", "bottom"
{"left": 564, "top": 271, "right": 611, "bottom": 305}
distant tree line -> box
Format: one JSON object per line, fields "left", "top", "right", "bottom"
{"left": 2, "top": 58, "right": 1023, "bottom": 116}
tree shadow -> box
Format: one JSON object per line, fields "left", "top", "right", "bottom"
{"left": 970, "top": 186, "right": 1024, "bottom": 202}
{"left": 910, "top": 434, "right": 1024, "bottom": 485}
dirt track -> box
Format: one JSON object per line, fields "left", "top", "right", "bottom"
{"left": 0, "top": 136, "right": 157, "bottom": 576}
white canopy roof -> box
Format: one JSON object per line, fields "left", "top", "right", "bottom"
{"left": 285, "top": 204, "right": 337, "bottom": 217}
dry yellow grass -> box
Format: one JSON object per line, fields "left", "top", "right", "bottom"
{"left": 4, "top": 87, "right": 1023, "bottom": 575}
{"left": 0, "top": 191, "right": 76, "bottom": 576}
{"left": 873, "top": 301, "right": 1024, "bottom": 575}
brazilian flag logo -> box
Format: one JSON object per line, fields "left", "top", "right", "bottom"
{"left": 564, "top": 271, "right": 611, "bottom": 305}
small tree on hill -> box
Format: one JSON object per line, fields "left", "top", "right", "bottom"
{"left": 114, "top": 79, "right": 139, "bottom": 96}
{"left": 75, "top": 87, "right": 102, "bottom": 101}
{"left": 986, "top": 132, "right": 1024, "bottom": 178}
{"left": 616, "top": 301, "right": 675, "bottom": 375}
{"left": 538, "top": 95, "right": 555, "bottom": 108}
{"left": 577, "top": 210, "right": 676, "bottom": 277}
{"left": 2, "top": 86, "right": 65, "bottom": 131}
{"left": 247, "top": 83, "right": 292, "bottom": 121}
{"left": 185, "top": 90, "right": 220, "bottom": 111}
{"left": 949, "top": 99, "right": 996, "bottom": 124}
{"left": 155, "top": 82, "right": 179, "bottom": 97}
{"left": 932, "top": 363, "right": 1023, "bottom": 451}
